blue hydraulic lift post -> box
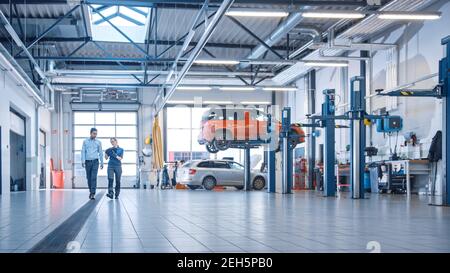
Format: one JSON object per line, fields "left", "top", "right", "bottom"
{"left": 307, "top": 70, "right": 316, "bottom": 189}
{"left": 323, "top": 89, "right": 336, "bottom": 197}
{"left": 281, "top": 107, "right": 292, "bottom": 193}
{"left": 350, "top": 76, "right": 366, "bottom": 199}
{"left": 350, "top": 50, "right": 368, "bottom": 199}
{"left": 244, "top": 147, "right": 251, "bottom": 191}
{"left": 266, "top": 111, "right": 276, "bottom": 193}
{"left": 442, "top": 36, "right": 450, "bottom": 206}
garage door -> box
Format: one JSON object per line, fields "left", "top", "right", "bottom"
{"left": 72, "top": 112, "right": 138, "bottom": 189}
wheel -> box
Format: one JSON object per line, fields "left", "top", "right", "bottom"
{"left": 252, "top": 176, "right": 266, "bottom": 190}
{"left": 187, "top": 185, "right": 200, "bottom": 190}
{"left": 202, "top": 176, "right": 216, "bottom": 190}
{"left": 235, "top": 186, "right": 244, "bottom": 190}
{"left": 205, "top": 142, "right": 219, "bottom": 153}
{"left": 214, "top": 130, "right": 232, "bottom": 151}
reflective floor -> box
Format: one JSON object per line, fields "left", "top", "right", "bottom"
{"left": 1, "top": 189, "right": 450, "bottom": 253}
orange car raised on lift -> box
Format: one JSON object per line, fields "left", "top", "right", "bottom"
{"left": 198, "top": 107, "right": 305, "bottom": 153}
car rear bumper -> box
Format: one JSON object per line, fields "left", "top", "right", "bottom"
{"left": 179, "top": 179, "right": 202, "bottom": 186}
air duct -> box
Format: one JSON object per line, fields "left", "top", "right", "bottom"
{"left": 240, "top": 13, "right": 305, "bottom": 68}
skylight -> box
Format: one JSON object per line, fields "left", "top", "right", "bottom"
{"left": 89, "top": 5, "right": 150, "bottom": 43}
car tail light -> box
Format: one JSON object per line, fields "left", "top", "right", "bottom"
{"left": 188, "top": 169, "right": 197, "bottom": 175}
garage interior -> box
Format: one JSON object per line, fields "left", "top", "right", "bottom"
{"left": 0, "top": 0, "right": 450, "bottom": 253}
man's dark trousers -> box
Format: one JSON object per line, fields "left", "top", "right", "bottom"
{"left": 85, "top": 159, "right": 99, "bottom": 194}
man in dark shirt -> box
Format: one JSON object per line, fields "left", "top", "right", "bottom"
{"left": 105, "top": 138, "right": 124, "bottom": 199}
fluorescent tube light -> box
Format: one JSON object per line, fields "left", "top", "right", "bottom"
{"left": 194, "top": 59, "right": 240, "bottom": 65}
{"left": 241, "top": 101, "right": 271, "bottom": 105}
{"left": 304, "top": 61, "right": 348, "bottom": 67}
{"left": 220, "top": 86, "right": 255, "bottom": 91}
{"left": 204, "top": 101, "right": 233, "bottom": 104}
{"left": 226, "top": 10, "right": 289, "bottom": 17}
{"left": 177, "top": 86, "right": 212, "bottom": 91}
{"left": 302, "top": 11, "right": 365, "bottom": 19}
{"left": 262, "top": 87, "right": 297, "bottom": 91}
{"left": 378, "top": 13, "right": 441, "bottom": 20}
{"left": 167, "top": 100, "right": 194, "bottom": 104}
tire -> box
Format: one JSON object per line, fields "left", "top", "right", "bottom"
{"left": 187, "top": 185, "right": 200, "bottom": 190}
{"left": 202, "top": 176, "right": 217, "bottom": 191}
{"left": 214, "top": 130, "right": 232, "bottom": 151}
{"left": 252, "top": 176, "right": 266, "bottom": 190}
{"left": 205, "top": 142, "right": 219, "bottom": 153}
{"left": 235, "top": 186, "right": 244, "bottom": 190}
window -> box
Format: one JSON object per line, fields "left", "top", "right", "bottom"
{"left": 89, "top": 5, "right": 151, "bottom": 43}
{"left": 212, "top": 161, "right": 230, "bottom": 169}
{"left": 230, "top": 162, "right": 244, "bottom": 170}
{"left": 167, "top": 107, "right": 210, "bottom": 161}
{"left": 197, "top": 161, "right": 211, "bottom": 168}
{"left": 73, "top": 112, "right": 137, "bottom": 178}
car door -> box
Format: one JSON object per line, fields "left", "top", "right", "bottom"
{"left": 228, "top": 162, "right": 245, "bottom": 185}
{"left": 211, "top": 161, "right": 232, "bottom": 185}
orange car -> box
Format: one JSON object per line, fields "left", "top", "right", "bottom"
{"left": 198, "top": 107, "right": 305, "bottom": 153}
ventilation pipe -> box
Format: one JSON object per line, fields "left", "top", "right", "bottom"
{"left": 240, "top": 13, "right": 305, "bottom": 69}
{"left": 290, "top": 27, "right": 321, "bottom": 43}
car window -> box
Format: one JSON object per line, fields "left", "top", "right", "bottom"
{"left": 212, "top": 161, "right": 230, "bottom": 169}
{"left": 197, "top": 161, "right": 211, "bottom": 168}
{"left": 230, "top": 162, "right": 244, "bottom": 170}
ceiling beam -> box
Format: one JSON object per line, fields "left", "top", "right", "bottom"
{"left": 0, "top": 0, "right": 367, "bottom": 6}
{"left": 0, "top": 37, "right": 290, "bottom": 50}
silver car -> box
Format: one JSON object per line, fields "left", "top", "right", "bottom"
{"left": 178, "top": 160, "right": 267, "bottom": 191}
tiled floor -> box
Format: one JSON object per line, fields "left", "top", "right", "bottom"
{"left": 0, "top": 190, "right": 90, "bottom": 252}
{"left": 2, "top": 189, "right": 450, "bottom": 253}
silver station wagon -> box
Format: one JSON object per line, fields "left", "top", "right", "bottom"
{"left": 178, "top": 160, "right": 267, "bottom": 191}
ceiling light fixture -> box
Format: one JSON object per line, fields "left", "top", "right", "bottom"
{"left": 378, "top": 12, "right": 441, "bottom": 20}
{"left": 302, "top": 11, "right": 365, "bottom": 19}
{"left": 220, "top": 86, "right": 255, "bottom": 91}
{"left": 176, "top": 86, "right": 212, "bottom": 91}
{"left": 204, "top": 100, "right": 234, "bottom": 104}
{"left": 304, "top": 61, "right": 348, "bottom": 67}
{"left": 226, "top": 10, "right": 289, "bottom": 17}
{"left": 241, "top": 101, "right": 271, "bottom": 105}
{"left": 194, "top": 59, "right": 240, "bottom": 65}
{"left": 167, "top": 100, "right": 194, "bottom": 104}
{"left": 262, "top": 87, "right": 297, "bottom": 91}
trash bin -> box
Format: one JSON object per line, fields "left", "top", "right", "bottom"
{"left": 368, "top": 163, "right": 379, "bottom": 193}
{"left": 52, "top": 170, "right": 64, "bottom": 189}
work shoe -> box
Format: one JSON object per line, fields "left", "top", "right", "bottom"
{"left": 106, "top": 193, "right": 114, "bottom": 199}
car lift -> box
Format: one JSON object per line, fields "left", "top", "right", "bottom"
{"left": 306, "top": 82, "right": 400, "bottom": 198}
{"left": 265, "top": 107, "right": 299, "bottom": 194}
{"left": 377, "top": 36, "right": 450, "bottom": 206}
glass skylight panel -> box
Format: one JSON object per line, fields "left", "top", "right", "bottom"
{"left": 89, "top": 5, "right": 150, "bottom": 43}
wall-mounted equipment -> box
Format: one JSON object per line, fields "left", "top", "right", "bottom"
{"left": 376, "top": 116, "right": 403, "bottom": 133}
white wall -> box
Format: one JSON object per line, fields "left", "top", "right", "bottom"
{"left": 0, "top": 68, "right": 50, "bottom": 194}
